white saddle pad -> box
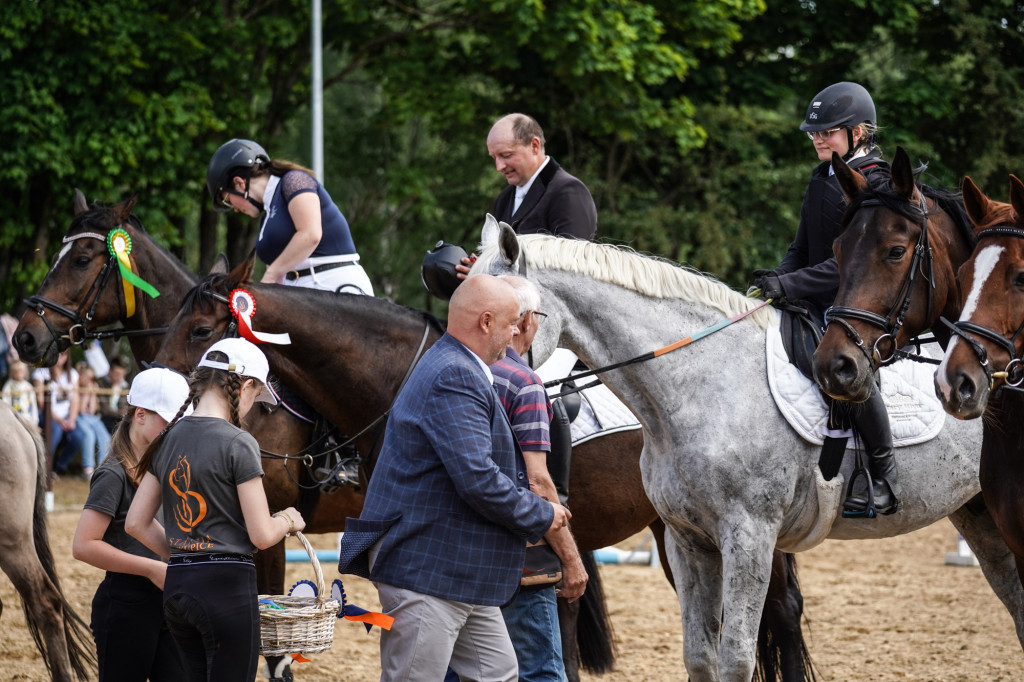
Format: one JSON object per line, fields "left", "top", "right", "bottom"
{"left": 535, "top": 349, "right": 641, "bottom": 446}
{"left": 765, "top": 322, "right": 945, "bottom": 447}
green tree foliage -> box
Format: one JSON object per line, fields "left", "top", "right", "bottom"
{"left": 2, "top": 0, "right": 1024, "bottom": 322}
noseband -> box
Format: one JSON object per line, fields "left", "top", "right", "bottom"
{"left": 823, "top": 193, "right": 935, "bottom": 366}
{"left": 939, "top": 225, "right": 1024, "bottom": 392}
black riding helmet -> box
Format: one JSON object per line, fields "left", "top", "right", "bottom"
{"left": 799, "top": 82, "right": 876, "bottom": 160}
{"left": 421, "top": 241, "right": 469, "bottom": 301}
{"left": 206, "top": 139, "right": 269, "bottom": 213}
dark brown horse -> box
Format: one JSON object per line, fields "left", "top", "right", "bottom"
{"left": 153, "top": 253, "right": 816, "bottom": 682}
{"left": 935, "top": 175, "right": 1024, "bottom": 587}
{"left": 808, "top": 150, "right": 1024, "bottom": 638}
{"left": 12, "top": 192, "right": 356, "bottom": 681}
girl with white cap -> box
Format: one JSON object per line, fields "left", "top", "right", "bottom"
{"left": 126, "top": 338, "right": 305, "bottom": 682}
{"left": 72, "top": 367, "right": 192, "bottom": 681}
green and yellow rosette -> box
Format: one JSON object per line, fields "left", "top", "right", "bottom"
{"left": 106, "top": 228, "right": 160, "bottom": 317}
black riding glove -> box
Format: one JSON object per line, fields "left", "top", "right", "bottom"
{"left": 751, "top": 269, "right": 786, "bottom": 302}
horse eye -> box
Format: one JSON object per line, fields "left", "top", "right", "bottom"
{"left": 73, "top": 256, "right": 92, "bottom": 268}
{"left": 1014, "top": 272, "right": 1024, "bottom": 289}
{"left": 887, "top": 246, "right": 906, "bottom": 261}
{"left": 191, "top": 327, "right": 213, "bottom": 341}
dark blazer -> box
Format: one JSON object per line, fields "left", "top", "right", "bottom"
{"left": 776, "top": 149, "right": 888, "bottom": 318}
{"left": 337, "top": 333, "right": 554, "bottom": 606}
{"left": 494, "top": 157, "right": 597, "bottom": 240}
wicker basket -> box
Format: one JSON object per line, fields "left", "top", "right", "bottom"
{"left": 258, "top": 531, "right": 340, "bottom": 656}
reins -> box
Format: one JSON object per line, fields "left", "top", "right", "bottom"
{"left": 542, "top": 299, "right": 773, "bottom": 398}
{"left": 938, "top": 225, "right": 1024, "bottom": 393}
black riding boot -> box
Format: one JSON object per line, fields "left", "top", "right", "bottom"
{"left": 843, "top": 385, "right": 901, "bottom": 516}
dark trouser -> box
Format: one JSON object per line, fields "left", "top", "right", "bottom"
{"left": 851, "top": 384, "right": 898, "bottom": 490}
{"left": 163, "top": 556, "right": 259, "bottom": 682}
{"left": 91, "top": 572, "right": 185, "bottom": 682}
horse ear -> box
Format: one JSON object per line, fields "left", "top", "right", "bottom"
{"left": 498, "top": 223, "right": 520, "bottom": 267}
{"left": 222, "top": 250, "right": 256, "bottom": 290}
{"left": 481, "top": 213, "right": 501, "bottom": 247}
{"left": 890, "top": 147, "right": 916, "bottom": 200}
{"left": 112, "top": 193, "right": 139, "bottom": 226}
{"left": 1009, "top": 175, "right": 1024, "bottom": 225}
{"left": 832, "top": 152, "right": 868, "bottom": 201}
{"left": 209, "top": 253, "right": 230, "bottom": 276}
{"left": 73, "top": 188, "right": 89, "bottom": 216}
{"left": 961, "top": 176, "right": 990, "bottom": 228}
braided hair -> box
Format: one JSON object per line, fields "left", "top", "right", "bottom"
{"left": 134, "top": 350, "right": 262, "bottom": 476}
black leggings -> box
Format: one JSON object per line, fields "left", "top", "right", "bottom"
{"left": 163, "top": 556, "right": 259, "bottom": 682}
{"left": 91, "top": 572, "right": 184, "bottom": 682}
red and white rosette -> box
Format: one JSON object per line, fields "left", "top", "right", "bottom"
{"left": 229, "top": 289, "right": 291, "bottom": 345}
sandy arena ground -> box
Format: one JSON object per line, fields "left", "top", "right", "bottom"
{"left": 2, "top": 477, "right": 1023, "bottom": 681}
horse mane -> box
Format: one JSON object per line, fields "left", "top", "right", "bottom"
{"left": 476, "top": 235, "right": 775, "bottom": 330}
{"left": 183, "top": 271, "right": 447, "bottom": 335}
{"left": 841, "top": 163, "right": 976, "bottom": 248}
{"left": 69, "top": 202, "right": 198, "bottom": 284}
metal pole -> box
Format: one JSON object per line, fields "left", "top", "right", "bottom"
{"left": 311, "top": 0, "right": 324, "bottom": 182}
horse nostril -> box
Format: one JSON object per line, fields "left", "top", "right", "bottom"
{"left": 14, "top": 331, "right": 34, "bottom": 353}
{"left": 954, "top": 372, "right": 976, "bottom": 406}
{"left": 829, "top": 353, "right": 857, "bottom": 384}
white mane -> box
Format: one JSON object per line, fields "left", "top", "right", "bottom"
{"left": 476, "top": 234, "right": 776, "bottom": 330}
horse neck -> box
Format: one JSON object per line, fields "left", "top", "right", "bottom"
{"left": 246, "top": 284, "right": 442, "bottom": 439}
{"left": 539, "top": 270, "right": 764, "bottom": 440}
{"left": 123, "top": 234, "right": 198, "bottom": 363}
{"left": 924, "top": 209, "right": 975, "bottom": 349}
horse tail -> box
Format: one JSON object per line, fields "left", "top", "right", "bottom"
{"left": 576, "top": 550, "right": 617, "bottom": 674}
{"left": 22, "top": 414, "right": 96, "bottom": 681}
{"left": 753, "top": 551, "right": 817, "bottom": 682}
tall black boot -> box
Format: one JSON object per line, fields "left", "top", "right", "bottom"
{"left": 843, "top": 385, "right": 901, "bottom": 516}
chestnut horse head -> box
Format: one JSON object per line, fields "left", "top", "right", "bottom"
{"left": 14, "top": 189, "right": 197, "bottom": 366}
{"left": 812, "top": 146, "right": 975, "bottom": 402}
{"left": 935, "top": 175, "right": 1024, "bottom": 419}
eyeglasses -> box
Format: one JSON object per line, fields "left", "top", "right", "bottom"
{"left": 219, "top": 192, "right": 233, "bottom": 209}
{"left": 531, "top": 311, "right": 547, "bottom": 321}
{"left": 805, "top": 127, "right": 845, "bottom": 142}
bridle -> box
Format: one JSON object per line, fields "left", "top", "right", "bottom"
{"left": 23, "top": 223, "right": 166, "bottom": 352}
{"left": 823, "top": 192, "right": 935, "bottom": 367}
{"left": 940, "top": 225, "right": 1024, "bottom": 392}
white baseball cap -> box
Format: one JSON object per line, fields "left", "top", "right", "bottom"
{"left": 197, "top": 337, "right": 276, "bottom": 404}
{"left": 127, "top": 368, "right": 192, "bottom": 422}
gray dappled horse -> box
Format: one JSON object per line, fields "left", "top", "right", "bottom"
{"left": 473, "top": 216, "right": 1024, "bottom": 681}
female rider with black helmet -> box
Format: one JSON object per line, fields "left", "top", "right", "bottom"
{"left": 751, "top": 81, "right": 900, "bottom": 517}
{"left": 206, "top": 139, "right": 373, "bottom": 295}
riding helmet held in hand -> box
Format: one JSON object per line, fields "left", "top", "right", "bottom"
{"left": 421, "top": 240, "right": 469, "bottom": 301}
{"left": 799, "top": 82, "right": 876, "bottom": 132}
{"left": 206, "top": 139, "right": 269, "bottom": 212}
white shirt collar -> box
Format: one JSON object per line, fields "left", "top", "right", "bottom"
{"left": 829, "top": 147, "right": 868, "bottom": 176}
{"left": 517, "top": 155, "right": 551, "bottom": 200}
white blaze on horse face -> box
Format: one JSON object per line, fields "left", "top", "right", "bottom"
{"left": 51, "top": 242, "right": 72, "bottom": 273}
{"left": 936, "top": 244, "right": 1004, "bottom": 398}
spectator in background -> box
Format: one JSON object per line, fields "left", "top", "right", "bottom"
{"left": 2, "top": 360, "right": 38, "bottom": 425}
{"left": 97, "top": 355, "right": 131, "bottom": 433}
{"left": 76, "top": 361, "right": 112, "bottom": 478}
{"left": 33, "top": 350, "right": 83, "bottom": 476}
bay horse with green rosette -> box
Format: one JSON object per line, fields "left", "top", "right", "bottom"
{"left": 12, "top": 191, "right": 355, "bottom": 681}
{"left": 151, "top": 252, "right": 816, "bottom": 682}
{"left": 934, "top": 174, "right": 1024, "bottom": 586}
{"left": 471, "top": 213, "right": 1024, "bottom": 681}
{"left": 0, "top": 401, "right": 94, "bottom": 681}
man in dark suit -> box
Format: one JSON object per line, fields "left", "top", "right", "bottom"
{"left": 487, "top": 113, "right": 597, "bottom": 240}
{"left": 338, "top": 274, "right": 570, "bottom": 682}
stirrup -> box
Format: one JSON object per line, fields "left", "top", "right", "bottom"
{"left": 842, "top": 464, "right": 878, "bottom": 518}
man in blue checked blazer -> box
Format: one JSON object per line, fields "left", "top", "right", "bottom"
{"left": 338, "top": 274, "right": 569, "bottom": 682}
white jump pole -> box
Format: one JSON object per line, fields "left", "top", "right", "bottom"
{"left": 945, "top": 534, "right": 979, "bottom": 566}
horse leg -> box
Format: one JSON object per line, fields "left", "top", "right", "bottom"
{"left": 0, "top": 547, "right": 77, "bottom": 682}
{"left": 949, "top": 499, "right": 1024, "bottom": 647}
{"left": 664, "top": 526, "right": 725, "bottom": 680}
{"left": 557, "top": 597, "right": 581, "bottom": 682}
{"left": 757, "top": 551, "right": 815, "bottom": 682}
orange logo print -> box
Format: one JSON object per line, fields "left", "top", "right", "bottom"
{"left": 169, "top": 454, "right": 207, "bottom": 533}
